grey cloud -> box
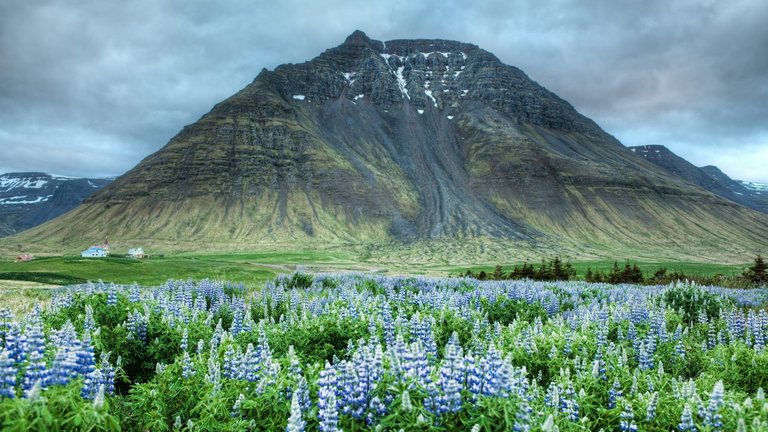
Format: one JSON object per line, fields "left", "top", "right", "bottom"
{"left": 0, "top": 0, "right": 766, "bottom": 181}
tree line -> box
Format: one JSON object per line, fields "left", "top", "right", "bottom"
{"left": 460, "top": 255, "right": 768, "bottom": 287}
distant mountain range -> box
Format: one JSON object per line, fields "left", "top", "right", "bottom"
{"left": 0, "top": 173, "right": 112, "bottom": 237}
{"left": 4, "top": 31, "right": 767, "bottom": 261}
{"left": 629, "top": 145, "right": 768, "bottom": 214}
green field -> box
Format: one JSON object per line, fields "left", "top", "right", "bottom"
{"left": 0, "top": 251, "right": 753, "bottom": 287}
{"left": 0, "top": 255, "right": 280, "bottom": 286}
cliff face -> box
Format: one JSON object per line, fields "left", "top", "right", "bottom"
{"left": 10, "top": 31, "right": 768, "bottom": 260}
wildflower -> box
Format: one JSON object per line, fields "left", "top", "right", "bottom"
{"left": 317, "top": 361, "right": 338, "bottom": 432}
{"left": 704, "top": 381, "right": 724, "bottom": 431}
{"left": 608, "top": 378, "right": 622, "bottom": 409}
{"left": 182, "top": 351, "right": 195, "bottom": 378}
{"left": 646, "top": 392, "right": 658, "bottom": 421}
{"left": 231, "top": 393, "right": 246, "bottom": 418}
{"left": 678, "top": 403, "right": 696, "bottom": 432}
{"left": 620, "top": 400, "right": 638, "bottom": 432}
{"left": 286, "top": 391, "right": 305, "bottom": 432}
{"left": 0, "top": 349, "right": 16, "bottom": 398}
{"left": 93, "top": 384, "right": 105, "bottom": 409}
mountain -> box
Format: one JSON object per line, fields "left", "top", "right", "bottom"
{"left": 0, "top": 173, "right": 112, "bottom": 237}
{"left": 739, "top": 181, "right": 768, "bottom": 193}
{"left": 7, "top": 31, "right": 768, "bottom": 261}
{"left": 629, "top": 145, "right": 768, "bottom": 214}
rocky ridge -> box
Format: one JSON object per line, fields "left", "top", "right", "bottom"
{"left": 629, "top": 145, "right": 768, "bottom": 214}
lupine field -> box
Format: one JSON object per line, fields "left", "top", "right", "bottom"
{"left": 1, "top": 274, "right": 768, "bottom": 431}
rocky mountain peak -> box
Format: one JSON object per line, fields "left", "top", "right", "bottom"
{"left": 249, "top": 31, "right": 606, "bottom": 136}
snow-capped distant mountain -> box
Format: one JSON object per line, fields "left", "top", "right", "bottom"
{"left": 0, "top": 173, "right": 112, "bottom": 236}
{"left": 739, "top": 181, "right": 768, "bottom": 193}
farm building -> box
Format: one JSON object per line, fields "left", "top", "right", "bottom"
{"left": 16, "top": 254, "right": 33, "bottom": 262}
{"left": 81, "top": 246, "right": 107, "bottom": 258}
{"left": 127, "top": 247, "right": 145, "bottom": 259}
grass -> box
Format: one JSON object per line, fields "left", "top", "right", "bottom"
{"left": 0, "top": 280, "right": 57, "bottom": 314}
{"left": 0, "top": 255, "right": 280, "bottom": 286}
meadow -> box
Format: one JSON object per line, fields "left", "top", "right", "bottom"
{"left": 1, "top": 273, "right": 768, "bottom": 431}
{"left": 0, "top": 252, "right": 751, "bottom": 287}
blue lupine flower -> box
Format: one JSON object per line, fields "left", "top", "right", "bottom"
{"left": 678, "top": 403, "right": 696, "bottom": 432}
{"left": 620, "top": 400, "right": 638, "bottom": 432}
{"left": 294, "top": 375, "right": 311, "bottom": 412}
{"left": 317, "top": 361, "right": 338, "bottom": 432}
{"left": 513, "top": 396, "right": 532, "bottom": 432}
{"left": 82, "top": 368, "right": 103, "bottom": 400}
{"left": 99, "top": 352, "right": 116, "bottom": 395}
{"left": 180, "top": 328, "right": 188, "bottom": 352}
{"left": 608, "top": 378, "right": 623, "bottom": 409}
{"left": 23, "top": 348, "right": 47, "bottom": 391}
{"left": 84, "top": 305, "right": 96, "bottom": 332}
{"left": 223, "top": 344, "right": 237, "bottom": 379}
{"left": 107, "top": 285, "right": 117, "bottom": 305}
{"left": 704, "top": 381, "right": 724, "bottom": 431}
{"left": 0, "top": 349, "right": 16, "bottom": 398}
{"left": 77, "top": 335, "right": 96, "bottom": 377}
{"left": 231, "top": 393, "right": 246, "bottom": 418}
{"left": 182, "top": 351, "right": 195, "bottom": 378}
{"left": 646, "top": 392, "right": 658, "bottom": 421}
{"left": 286, "top": 391, "right": 305, "bottom": 432}
{"left": 3, "top": 322, "right": 24, "bottom": 364}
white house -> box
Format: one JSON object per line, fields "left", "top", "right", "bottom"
{"left": 81, "top": 246, "right": 107, "bottom": 258}
{"left": 127, "top": 247, "right": 145, "bottom": 259}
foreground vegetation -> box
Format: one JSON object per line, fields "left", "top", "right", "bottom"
{"left": 1, "top": 273, "right": 768, "bottom": 430}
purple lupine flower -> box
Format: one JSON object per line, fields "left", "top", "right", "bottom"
{"left": 24, "top": 318, "right": 45, "bottom": 359}
{"left": 243, "top": 343, "right": 259, "bottom": 382}
{"left": 381, "top": 301, "right": 395, "bottom": 348}
{"left": 0, "top": 349, "right": 16, "bottom": 398}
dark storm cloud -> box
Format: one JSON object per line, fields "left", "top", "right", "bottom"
{"left": 1, "top": 0, "right": 766, "bottom": 181}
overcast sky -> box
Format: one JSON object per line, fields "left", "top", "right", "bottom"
{"left": 1, "top": 0, "right": 767, "bottom": 182}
